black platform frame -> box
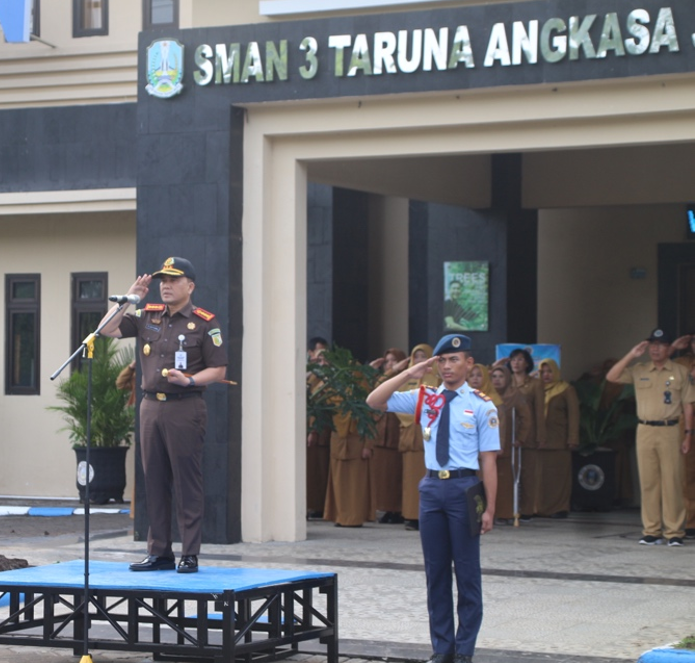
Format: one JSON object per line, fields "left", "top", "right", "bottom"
{"left": 0, "top": 574, "right": 338, "bottom": 663}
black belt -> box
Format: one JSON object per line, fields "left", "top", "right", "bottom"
{"left": 427, "top": 468, "right": 477, "bottom": 480}
{"left": 143, "top": 391, "right": 202, "bottom": 402}
{"left": 639, "top": 419, "right": 679, "bottom": 427}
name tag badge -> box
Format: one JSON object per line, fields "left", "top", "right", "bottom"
{"left": 175, "top": 351, "right": 187, "bottom": 370}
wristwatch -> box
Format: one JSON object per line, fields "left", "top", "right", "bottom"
{"left": 188, "top": 376, "right": 195, "bottom": 387}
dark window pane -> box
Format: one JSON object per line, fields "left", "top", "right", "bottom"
{"left": 152, "top": 0, "right": 174, "bottom": 24}
{"left": 78, "top": 311, "right": 103, "bottom": 341}
{"left": 81, "top": 0, "right": 103, "bottom": 29}
{"left": 12, "top": 282, "right": 36, "bottom": 300}
{"left": 79, "top": 280, "right": 103, "bottom": 300}
{"left": 11, "top": 312, "right": 37, "bottom": 388}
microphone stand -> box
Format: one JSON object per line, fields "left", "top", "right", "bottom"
{"left": 50, "top": 303, "right": 130, "bottom": 663}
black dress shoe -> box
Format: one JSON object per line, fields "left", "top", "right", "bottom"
{"left": 177, "top": 555, "right": 199, "bottom": 574}
{"left": 129, "top": 555, "right": 175, "bottom": 572}
{"left": 454, "top": 655, "right": 473, "bottom": 663}
{"left": 425, "top": 654, "right": 453, "bottom": 663}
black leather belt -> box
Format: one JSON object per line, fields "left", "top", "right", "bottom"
{"left": 143, "top": 391, "right": 202, "bottom": 402}
{"left": 639, "top": 419, "right": 679, "bottom": 426}
{"left": 427, "top": 468, "right": 477, "bottom": 479}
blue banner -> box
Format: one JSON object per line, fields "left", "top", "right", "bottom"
{"left": 0, "top": 0, "right": 32, "bottom": 43}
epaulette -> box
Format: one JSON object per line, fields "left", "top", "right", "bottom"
{"left": 474, "top": 390, "right": 492, "bottom": 402}
{"left": 193, "top": 307, "right": 215, "bottom": 321}
{"left": 144, "top": 303, "right": 166, "bottom": 312}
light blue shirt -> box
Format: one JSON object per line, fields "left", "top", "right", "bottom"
{"left": 386, "top": 384, "right": 501, "bottom": 470}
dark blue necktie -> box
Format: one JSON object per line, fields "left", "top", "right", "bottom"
{"left": 436, "top": 390, "right": 458, "bottom": 467}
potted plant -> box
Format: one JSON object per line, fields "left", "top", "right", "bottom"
{"left": 570, "top": 379, "right": 637, "bottom": 511}
{"left": 306, "top": 345, "right": 380, "bottom": 438}
{"left": 48, "top": 336, "right": 135, "bottom": 504}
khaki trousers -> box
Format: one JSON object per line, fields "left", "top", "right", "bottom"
{"left": 635, "top": 424, "right": 686, "bottom": 539}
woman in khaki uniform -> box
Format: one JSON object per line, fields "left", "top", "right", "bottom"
{"left": 369, "top": 348, "right": 407, "bottom": 523}
{"left": 490, "top": 366, "right": 532, "bottom": 523}
{"left": 468, "top": 363, "right": 502, "bottom": 405}
{"left": 507, "top": 348, "right": 546, "bottom": 519}
{"left": 395, "top": 344, "right": 440, "bottom": 531}
{"left": 538, "top": 359, "right": 580, "bottom": 518}
{"left": 324, "top": 408, "right": 375, "bottom": 527}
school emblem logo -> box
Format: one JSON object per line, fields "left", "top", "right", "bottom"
{"left": 146, "top": 39, "right": 184, "bottom": 99}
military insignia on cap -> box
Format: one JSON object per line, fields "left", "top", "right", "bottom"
{"left": 653, "top": 329, "right": 663, "bottom": 338}
{"left": 451, "top": 337, "right": 461, "bottom": 347}
{"left": 209, "top": 329, "right": 223, "bottom": 347}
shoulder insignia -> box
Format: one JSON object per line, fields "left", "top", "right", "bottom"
{"left": 193, "top": 307, "right": 215, "bottom": 321}
{"left": 144, "top": 303, "right": 166, "bottom": 312}
{"left": 475, "top": 390, "right": 492, "bottom": 402}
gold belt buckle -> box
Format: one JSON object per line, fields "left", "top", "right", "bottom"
{"left": 156, "top": 392, "right": 167, "bottom": 402}
{"left": 438, "top": 469, "right": 450, "bottom": 479}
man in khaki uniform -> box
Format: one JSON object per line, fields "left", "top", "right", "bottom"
{"left": 607, "top": 329, "right": 694, "bottom": 546}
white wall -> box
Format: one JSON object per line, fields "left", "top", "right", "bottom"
{"left": 537, "top": 204, "right": 690, "bottom": 381}
{"left": 0, "top": 212, "right": 136, "bottom": 498}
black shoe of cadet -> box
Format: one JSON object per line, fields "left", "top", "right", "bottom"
{"left": 177, "top": 555, "right": 199, "bottom": 573}
{"left": 129, "top": 555, "right": 176, "bottom": 572}
{"left": 425, "top": 655, "right": 453, "bottom": 663}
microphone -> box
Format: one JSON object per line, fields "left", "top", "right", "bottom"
{"left": 109, "top": 294, "right": 141, "bottom": 305}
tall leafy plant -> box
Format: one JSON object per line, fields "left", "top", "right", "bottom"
{"left": 573, "top": 379, "right": 637, "bottom": 456}
{"left": 48, "top": 336, "right": 135, "bottom": 448}
{"left": 307, "top": 345, "right": 380, "bottom": 439}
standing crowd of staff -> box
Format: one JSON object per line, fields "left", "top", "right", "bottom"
{"left": 306, "top": 331, "right": 695, "bottom": 542}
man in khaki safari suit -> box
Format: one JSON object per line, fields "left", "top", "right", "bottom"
{"left": 607, "top": 329, "right": 694, "bottom": 547}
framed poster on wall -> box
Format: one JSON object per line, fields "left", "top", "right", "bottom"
{"left": 443, "top": 261, "right": 489, "bottom": 332}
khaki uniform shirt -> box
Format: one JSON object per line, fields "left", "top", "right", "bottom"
{"left": 618, "top": 360, "right": 694, "bottom": 421}
{"left": 119, "top": 301, "right": 227, "bottom": 393}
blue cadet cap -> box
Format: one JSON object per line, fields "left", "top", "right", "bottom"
{"left": 433, "top": 334, "right": 472, "bottom": 355}
{"left": 647, "top": 328, "right": 671, "bottom": 344}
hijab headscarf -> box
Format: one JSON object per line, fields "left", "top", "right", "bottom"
{"left": 470, "top": 363, "right": 502, "bottom": 406}
{"left": 396, "top": 344, "right": 440, "bottom": 427}
{"left": 539, "top": 358, "right": 569, "bottom": 417}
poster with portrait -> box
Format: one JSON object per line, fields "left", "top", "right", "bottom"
{"left": 443, "top": 261, "right": 489, "bottom": 332}
{"left": 495, "top": 343, "right": 562, "bottom": 375}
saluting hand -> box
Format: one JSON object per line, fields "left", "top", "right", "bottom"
{"left": 629, "top": 341, "right": 649, "bottom": 358}
{"left": 129, "top": 274, "right": 152, "bottom": 301}
{"left": 406, "top": 356, "right": 437, "bottom": 380}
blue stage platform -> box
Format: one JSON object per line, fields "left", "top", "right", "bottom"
{"left": 0, "top": 560, "right": 338, "bottom": 662}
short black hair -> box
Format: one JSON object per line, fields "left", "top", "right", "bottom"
{"left": 509, "top": 348, "right": 534, "bottom": 374}
{"left": 307, "top": 337, "right": 328, "bottom": 352}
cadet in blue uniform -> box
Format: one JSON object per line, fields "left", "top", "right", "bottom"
{"left": 100, "top": 257, "right": 228, "bottom": 573}
{"left": 367, "top": 334, "right": 500, "bottom": 663}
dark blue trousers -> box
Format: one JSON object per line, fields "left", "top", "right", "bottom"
{"left": 419, "top": 475, "right": 482, "bottom": 656}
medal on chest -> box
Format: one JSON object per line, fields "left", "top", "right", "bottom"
{"left": 422, "top": 392, "right": 447, "bottom": 441}
{"left": 143, "top": 343, "right": 151, "bottom": 356}
{"left": 175, "top": 334, "right": 187, "bottom": 370}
